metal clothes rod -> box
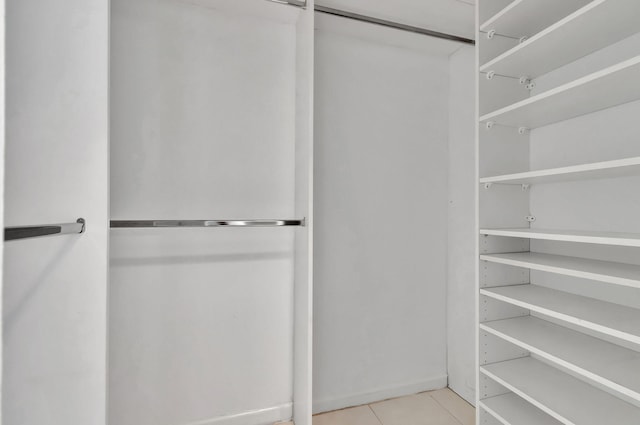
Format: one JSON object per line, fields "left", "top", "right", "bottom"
{"left": 110, "top": 219, "right": 305, "bottom": 228}
{"left": 5, "top": 218, "right": 86, "bottom": 241}
{"left": 315, "top": 6, "right": 475, "bottom": 45}
{"left": 264, "top": 0, "right": 474, "bottom": 45}
{"left": 265, "top": 0, "right": 475, "bottom": 45}
{"left": 268, "top": 0, "right": 306, "bottom": 7}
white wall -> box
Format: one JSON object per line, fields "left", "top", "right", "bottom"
{"left": 109, "top": 1, "right": 300, "bottom": 424}
{"left": 447, "top": 45, "right": 476, "bottom": 405}
{"left": 313, "top": 16, "right": 458, "bottom": 413}
{"left": 4, "top": 0, "right": 109, "bottom": 424}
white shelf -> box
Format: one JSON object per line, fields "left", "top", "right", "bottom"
{"left": 480, "top": 284, "right": 640, "bottom": 345}
{"left": 479, "top": 157, "right": 640, "bottom": 185}
{"left": 479, "top": 55, "right": 640, "bottom": 128}
{"left": 479, "top": 0, "right": 587, "bottom": 39}
{"left": 481, "top": 316, "right": 640, "bottom": 402}
{"left": 481, "top": 357, "right": 640, "bottom": 425}
{"left": 481, "top": 0, "right": 640, "bottom": 78}
{"left": 480, "top": 228, "right": 640, "bottom": 248}
{"left": 480, "top": 252, "right": 640, "bottom": 289}
{"left": 480, "top": 393, "right": 562, "bottom": 425}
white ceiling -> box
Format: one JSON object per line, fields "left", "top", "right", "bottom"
{"left": 315, "top": 0, "right": 476, "bottom": 40}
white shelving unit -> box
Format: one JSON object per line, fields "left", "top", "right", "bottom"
{"left": 477, "top": 1, "right": 640, "bottom": 423}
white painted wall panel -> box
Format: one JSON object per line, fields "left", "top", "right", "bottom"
{"left": 447, "top": 45, "right": 476, "bottom": 405}
{"left": 109, "top": 1, "right": 298, "bottom": 424}
{"left": 4, "top": 0, "right": 109, "bottom": 423}
{"left": 313, "top": 23, "right": 450, "bottom": 413}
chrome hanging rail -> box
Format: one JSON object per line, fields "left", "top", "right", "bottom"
{"left": 268, "top": 0, "right": 307, "bottom": 7}
{"left": 266, "top": 0, "right": 475, "bottom": 45}
{"left": 314, "top": 6, "right": 475, "bottom": 45}
{"left": 110, "top": 219, "right": 305, "bottom": 228}
{"left": 5, "top": 218, "right": 86, "bottom": 241}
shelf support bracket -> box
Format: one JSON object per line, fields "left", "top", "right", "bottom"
{"left": 483, "top": 71, "right": 521, "bottom": 81}
{"left": 519, "top": 76, "right": 535, "bottom": 91}
{"left": 483, "top": 29, "right": 521, "bottom": 41}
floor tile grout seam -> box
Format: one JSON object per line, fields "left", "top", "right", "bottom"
{"left": 310, "top": 390, "right": 473, "bottom": 425}
{"left": 425, "top": 392, "right": 466, "bottom": 425}
{"left": 366, "top": 404, "right": 384, "bottom": 425}
{"left": 366, "top": 392, "right": 467, "bottom": 425}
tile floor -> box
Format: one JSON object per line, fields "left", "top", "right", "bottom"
{"left": 277, "top": 388, "right": 475, "bottom": 425}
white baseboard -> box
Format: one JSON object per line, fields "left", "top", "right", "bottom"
{"left": 312, "top": 375, "right": 448, "bottom": 414}
{"left": 182, "top": 403, "right": 292, "bottom": 425}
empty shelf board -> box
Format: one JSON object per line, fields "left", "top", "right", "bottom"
{"left": 480, "top": 252, "right": 640, "bottom": 289}
{"left": 481, "top": 0, "right": 640, "bottom": 78}
{"left": 481, "top": 316, "right": 640, "bottom": 402}
{"left": 480, "top": 393, "right": 563, "bottom": 425}
{"left": 480, "top": 55, "right": 640, "bottom": 128}
{"left": 479, "top": 157, "right": 640, "bottom": 185}
{"left": 480, "top": 284, "right": 640, "bottom": 344}
{"left": 481, "top": 357, "right": 640, "bottom": 425}
{"left": 480, "top": 228, "right": 640, "bottom": 248}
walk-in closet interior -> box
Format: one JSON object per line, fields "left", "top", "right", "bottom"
{"left": 3, "top": 0, "right": 640, "bottom": 425}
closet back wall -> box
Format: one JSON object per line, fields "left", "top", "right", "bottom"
{"left": 313, "top": 16, "right": 454, "bottom": 413}
{"left": 109, "top": 1, "right": 298, "bottom": 424}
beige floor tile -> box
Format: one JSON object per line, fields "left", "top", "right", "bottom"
{"left": 370, "top": 394, "right": 461, "bottom": 425}
{"left": 313, "top": 405, "right": 382, "bottom": 425}
{"left": 428, "top": 389, "right": 475, "bottom": 425}
{"left": 274, "top": 422, "right": 294, "bottom": 425}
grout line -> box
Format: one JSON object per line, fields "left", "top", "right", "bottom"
{"left": 315, "top": 391, "right": 475, "bottom": 425}
{"left": 366, "top": 404, "right": 384, "bottom": 425}
{"left": 426, "top": 391, "right": 466, "bottom": 425}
